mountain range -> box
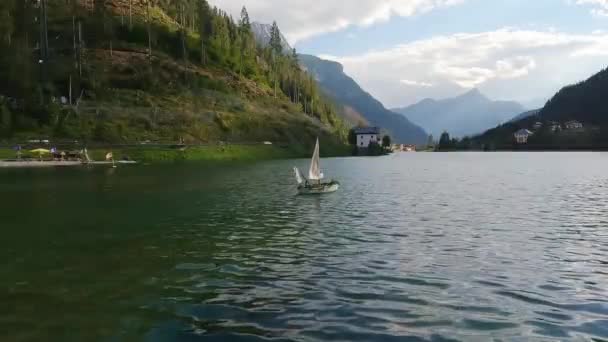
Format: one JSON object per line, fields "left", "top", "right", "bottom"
{"left": 392, "top": 89, "right": 525, "bottom": 138}
{"left": 299, "top": 54, "right": 428, "bottom": 144}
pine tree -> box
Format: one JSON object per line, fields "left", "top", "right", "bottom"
{"left": 198, "top": 0, "right": 211, "bottom": 65}
{"left": 269, "top": 21, "right": 282, "bottom": 56}
{"left": 239, "top": 6, "right": 251, "bottom": 31}
{"left": 238, "top": 6, "right": 252, "bottom": 75}
{"left": 0, "top": 1, "right": 14, "bottom": 46}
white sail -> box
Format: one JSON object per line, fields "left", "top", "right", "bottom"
{"left": 293, "top": 167, "right": 303, "bottom": 185}
{"left": 309, "top": 138, "right": 323, "bottom": 180}
{"left": 83, "top": 148, "right": 91, "bottom": 163}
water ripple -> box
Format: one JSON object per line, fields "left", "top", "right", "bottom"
{"left": 6, "top": 153, "right": 607, "bottom": 341}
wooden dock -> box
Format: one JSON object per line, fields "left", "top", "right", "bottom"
{"left": 0, "top": 160, "right": 83, "bottom": 168}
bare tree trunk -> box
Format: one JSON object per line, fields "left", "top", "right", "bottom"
{"left": 129, "top": 0, "right": 133, "bottom": 31}
{"left": 69, "top": 75, "right": 72, "bottom": 105}
{"left": 78, "top": 21, "right": 83, "bottom": 77}
{"left": 72, "top": 16, "right": 76, "bottom": 52}
{"left": 39, "top": 0, "right": 45, "bottom": 60}
{"left": 147, "top": 2, "right": 152, "bottom": 63}
{"left": 181, "top": 4, "right": 186, "bottom": 61}
{"left": 201, "top": 39, "right": 205, "bottom": 65}
{"left": 43, "top": 0, "right": 49, "bottom": 57}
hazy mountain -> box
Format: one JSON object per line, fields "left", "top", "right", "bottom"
{"left": 509, "top": 109, "right": 540, "bottom": 123}
{"left": 251, "top": 22, "right": 292, "bottom": 53}
{"left": 521, "top": 97, "right": 548, "bottom": 110}
{"left": 392, "top": 89, "right": 525, "bottom": 138}
{"left": 299, "top": 54, "right": 428, "bottom": 144}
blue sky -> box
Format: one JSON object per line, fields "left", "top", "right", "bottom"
{"left": 296, "top": 0, "right": 602, "bottom": 56}
{"left": 213, "top": 0, "right": 608, "bottom": 108}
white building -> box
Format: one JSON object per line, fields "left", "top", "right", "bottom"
{"left": 514, "top": 129, "right": 534, "bottom": 144}
{"left": 564, "top": 120, "right": 583, "bottom": 130}
{"left": 355, "top": 127, "right": 380, "bottom": 148}
{"left": 548, "top": 121, "right": 561, "bottom": 132}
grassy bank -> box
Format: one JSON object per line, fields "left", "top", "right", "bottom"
{"left": 0, "top": 143, "right": 352, "bottom": 163}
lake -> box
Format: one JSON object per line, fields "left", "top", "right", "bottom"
{"left": 2, "top": 152, "right": 608, "bottom": 341}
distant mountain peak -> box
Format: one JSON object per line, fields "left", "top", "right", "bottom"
{"left": 392, "top": 90, "right": 525, "bottom": 138}
{"left": 418, "top": 98, "right": 437, "bottom": 105}
{"left": 465, "top": 88, "right": 481, "bottom": 95}
{"left": 458, "top": 88, "right": 487, "bottom": 101}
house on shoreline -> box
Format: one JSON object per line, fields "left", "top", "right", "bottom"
{"left": 354, "top": 127, "right": 380, "bottom": 148}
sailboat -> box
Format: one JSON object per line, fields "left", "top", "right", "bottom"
{"left": 293, "top": 138, "right": 340, "bottom": 195}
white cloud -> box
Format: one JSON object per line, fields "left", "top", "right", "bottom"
{"left": 208, "top": 0, "right": 465, "bottom": 43}
{"left": 400, "top": 79, "right": 434, "bottom": 87}
{"left": 324, "top": 28, "right": 608, "bottom": 107}
{"left": 573, "top": 0, "right": 608, "bottom": 16}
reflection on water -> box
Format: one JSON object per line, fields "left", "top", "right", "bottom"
{"left": 1, "top": 153, "right": 608, "bottom": 341}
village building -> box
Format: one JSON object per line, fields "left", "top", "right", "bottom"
{"left": 548, "top": 121, "right": 561, "bottom": 132}
{"left": 564, "top": 120, "right": 583, "bottom": 130}
{"left": 514, "top": 129, "right": 534, "bottom": 144}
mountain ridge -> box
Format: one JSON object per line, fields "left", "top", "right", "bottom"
{"left": 299, "top": 54, "right": 428, "bottom": 144}
{"left": 392, "top": 89, "right": 525, "bottom": 138}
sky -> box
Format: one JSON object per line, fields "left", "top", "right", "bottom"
{"left": 210, "top": 0, "right": 608, "bottom": 108}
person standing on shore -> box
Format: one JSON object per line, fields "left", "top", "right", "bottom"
{"left": 15, "top": 145, "right": 21, "bottom": 160}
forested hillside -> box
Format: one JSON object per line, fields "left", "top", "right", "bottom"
{"left": 0, "top": 0, "right": 347, "bottom": 148}
{"left": 471, "top": 66, "right": 608, "bottom": 149}
{"left": 539, "top": 66, "right": 608, "bottom": 125}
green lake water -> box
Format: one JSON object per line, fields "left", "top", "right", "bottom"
{"left": 2, "top": 152, "right": 608, "bottom": 341}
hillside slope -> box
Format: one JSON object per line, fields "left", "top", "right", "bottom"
{"left": 0, "top": 0, "right": 347, "bottom": 151}
{"left": 299, "top": 54, "right": 427, "bottom": 144}
{"left": 392, "top": 89, "right": 525, "bottom": 138}
{"left": 539, "top": 67, "right": 608, "bottom": 125}
{"left": 473, "top": 66, "right": 608, "bottom": 148}
{"left": 509, "top": 109, "right": 540, "bottom": 123}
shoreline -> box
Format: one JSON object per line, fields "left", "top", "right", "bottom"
{"left": 0, "top": 144, "right": 353, "bottom": 166}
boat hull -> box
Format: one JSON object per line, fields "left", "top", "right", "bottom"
{"left": 297, "top": 181, "right": 340, "bottom": 195}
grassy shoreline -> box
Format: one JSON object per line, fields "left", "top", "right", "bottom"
{"left": 0, "top": 144, "right": 352, "bottom": 163}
